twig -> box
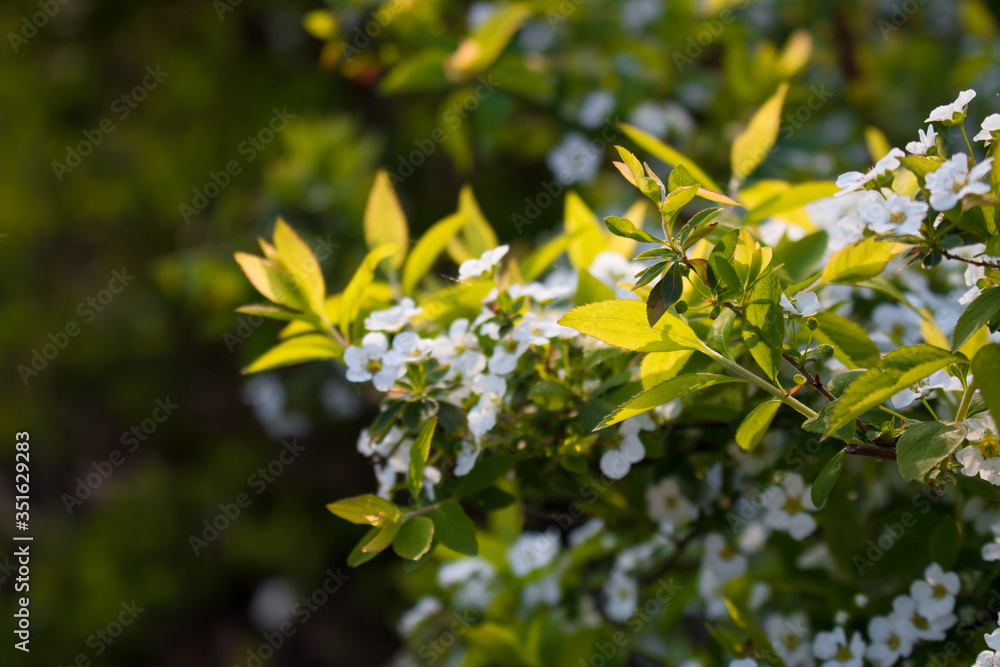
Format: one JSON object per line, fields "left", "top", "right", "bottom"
{"left": 940, "top": 250, "right": 1000, "bottom": 270}
{"left": 845, "top": 442, "right": 897, "bottom": 461}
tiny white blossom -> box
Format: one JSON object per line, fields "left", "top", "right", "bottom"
{"left": 780, "top": 291, "right": 821, "bottom": 317}
{"left": 603, "top": 571, "right": 638, "bottom": 622}
{"left": 508, "top": 530, "right": 560, "bottom": 577}
{"left": 397, "top": 596, "right": 441, "bottom": 636}
{"left": 865, "top": 614, "right": 916, "bottom": 666}
{"left": 646, "top": 477, "right": 697, "bottom": 527}
{"left": 763, "top": 473, "right": 817, "bottom": 540}
{"left": 910, "top": 562, "right": 960, "bottom": 619}
{"left": 384, "top": 331, "right": 432, "bottom": 367}
{"left": 812, "top": 627, "right": 865, "bottom": 667}
{"left": 835, "top": 148, "right": 904, "bottom": 196}
{"left": 925, "top": 89, "right": 976, "bottom": 124}
{"left": 458, "top": 245, "right": 509, "bottom": 282}
{"left": 860, "top": 193, "right": 928, "bottom": 236}
{"left": 488, "top": 336, "right": 530, "bottom": 375}
{"left": 977, "top": 650, "right": 1000, "bottom": 666}
{"left": 983, "top": 522, "right": 1000, "bottom": 561}
{"left": 961, "top": 262, "right": 987, "bottom": 305}
{"left": 344, "top": 332, "right": 404, "bottom": 391}
{"left": 906, "top": 126, "right": 938, "bottom": 155}
{"left": 454, "top": 440, "right": 481, "bottom": 476}
{"left": 729, "top": 660, "right": 759, "bottom": 667}
{"left": 364, "top": 298, "right": 421, "bottom": 332}
{"left": 522, "top": 576, "right": 561, "bottom": 608}
{"left": 600, "top": 447, "right": 633, "bottom": 480}
{"left": 892, "top": 594, "right": 956, "bottom": 641}
{"left": 703, "top": 533, "right": 747, "bottom": 582}
{"left": 956, "top": 417, "right": 1000, "bottom": 486}
{"left": 925, "top": 153, "right": 993, "bottom": 211}
{"left": 975, "top": 114, "right": 1000, "bottom": 143}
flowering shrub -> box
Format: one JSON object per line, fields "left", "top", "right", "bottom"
{"left": 235, "top": 85, "right": 1000, "bottom": 666}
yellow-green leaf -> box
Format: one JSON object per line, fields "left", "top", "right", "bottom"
{"left": 640, "top": 350, "right": 694, "bottom": 389}
{"left": 326, "top": 494, "right": 401, "bottom": 526}
{"left": 392, "top": 516, "right": 435, "bottom": 560}
{"left": 825, "top": 345, "right": 960, "bottom": 436}
{"left": 731, "top": 82, "right": 789, "bottom": 183}
{"left": 364, "top": 170, "right": 408, "bottom": 269}
{"left": 242, "top": 334, "right": 343, "bottom": 374}
{"left": 564, "top": 192, "right": 605, "bottom": 269}
{"left": 458, "top": 186, "right": 499, "bottom": 255}
{"left": 558, "top": 299, "right": 704, "bottom": 353}
{"left": 742, "top": 182, "right": 839, "bottom": 226}
{"left": 408, "top": 418, "right": 437, "bottom": 500}
{"left": 736, "top": 400, "right": 782, "bottom": 451}
{"left": 598, "top": 374, "right": 746, "bottom": 428}
{"left": 339, "top": 244, "right": 398, "bottom": 337}
{"left": 447, "top": 3, "right": 531, "bottom": 77}
{"left": 822, "top": 238, "right": 904, "bottom": 285}
{"left": 235, "top": 252, "right": 306, "bottom": 310}
{"left": 273, "top": 217, "right": 325, "bottom": 312}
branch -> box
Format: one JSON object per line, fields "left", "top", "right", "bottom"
{"left": 845, "top": 442, "right": 897, "bottom": 461}
{"left": 941, "top": 250, "right": 1000, "bottom": 270}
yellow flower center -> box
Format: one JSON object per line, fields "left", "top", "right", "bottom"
{"left": 933, "top": 583, "right": 949, "bottom": 599}
{"left": 784, "top": 497, "right": 803, "bottom": 515}
{"left": 913, "top": 613, "right": 929, "bottom": 630}
{"left": 980, "top": 435, "right": 1000, "bottom": 459}
{"left": 836, "top": 646, "right": 853, "bottom": 661}
{"left": 889, "top": 635, "right": 900, "bottom": 650}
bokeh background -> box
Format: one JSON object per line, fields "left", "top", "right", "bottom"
{"left": 2, "top": 0, "right": 1000, "bottom": 664}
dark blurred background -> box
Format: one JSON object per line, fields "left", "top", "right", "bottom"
{"left": 2, "top": 0, "right": 999, "bottom": 664}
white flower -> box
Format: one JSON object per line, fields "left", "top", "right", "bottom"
{"left": 764, "top": 614, "right": 813, "bottom": 667}
{"left": 603, "top": 571, "right": 638, "bottom": 622}
{"left": 860, "top": 194, "right": 928, "bottom": 236}
{"left": 925, "top": 89, "right": 976, "bottom": 123}
{"left": 646, "top": 477, "right": 697, "bottom": 527}
{"left": 568, "top": 518, "right": 605, "bottom": 547}
{"left": 890, "top": 369, "right": 962, "bottom": 409}
{"left": 438, "top": 558, "right": 496, "bottom": 609}
{"left": 454, "top": 440, "right": 481, "bottom": 476}
{"left": 588, "top": 251, "right": 647, "bottom": 299}
{"left": 865, "top": 614, "right": 915, "bottom": 666}
{"left": 976, "top": 114, "right": 1000, "bottom": 143}
{"left": 432, "top": 318, "right": 478, "bottom": 360}
{"left": 763, "top": 473, "right": 817, "bottom": 540}
{"left": 458, "top": 245, "right": 509, "bottom": 282}
{"left": 910, "top": 563, "right": 960, "bottom": 619}
{"left": 925, "top": 153, "right": 993, "bottom": 211}
{"left": 780, "top": 291, "right": 821, "bottom": 317}
{"left": 834, "top": 148, "right": 904, "bottom": 196}
{"left": 957, "top": 418, "right": 1000, "bottom": 486}
{"left": 730, "top": 660, "right": 759, "bottom": 667}
{"left": 977, "top": 650, "right": 1000, "bottom": 666}
{"left": 812, "top": 627, "right": 865, "bottom": 667}
{"left": 487, "top": 336, "right": 530, "bottom": 375}
{"left": 508, "top": 530, "right": 560, "bottom": 577}
{"left": 577, "top": 91, "right": 615, "bottom": 129}
{"left": 703, "top": 533, "right": 747, "bottom": 582}
{"left": 522, "top": 576, "right": 561, "bottom": 608}
{"left": 599, "top": 447, "right": 633, "bottom": 480}
{"left": 397, "top": 596, "right": 441, "bottom": 636}
{"left": 960, "top": 263, "right": 987, "bottom": 305}
{"left": 364, "top": 298, "right": 422, "bottom": 332}
{"left": 384, "top": 331, "right": 432, "bottom": 366}
{"left": 984, "top": 522, "right": 1000, "bottom": 561}
{"left": 512, "top": 311, "right": 567, "bottom": 344}
{"left": 987, "top": 624, "right": 1000, "bottom": 651}
{"left": 892, "top": 594, "right": 956, "bottom": 641}
{"left": 467, "top": 374, "right": 507, "bottom": 442}
{"left": 546, "top": 132, "right": 602, "bottom": 184}
{"left": 344, "top": 332, "right": 404, "bottom": 390}
{"left": 906, "top": 126, "right": 938, "bottom": 155}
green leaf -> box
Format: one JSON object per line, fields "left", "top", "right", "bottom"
{"left": 454, "top": 455, "right": 514, "bottom": 497}
{"left": 731, "top": 82, "right": 788, "bottom": 182}
{"left": 972, "top": 344, "right": 1000, "bottom": 417}
{"left": 235, "top": 252, "right": 307, "bottom": 310}
{"left": 620, "top": 123, "right": 722, "bottom": 192}
{"left": 707, "top": 307, "right": 739, "bottom": 360}
{"left": 955, "top": 473, "right": 1000, "bottom": 501}
{"left": 822, "top": 238, "right": 903, "bottom": 284}
{"left": 273, "top": 218, "right": 326, "bottom": 312}
{"left": 558, "top": 299, "right": 704, "bottom": 353}
{"left": 408, "top": 419, "right": 438, "bottom": 500}
{"left": 825, "top": 345, "right": 961, "bottom": 437}
{"left": 327, "top": 495, "right": 401, "bottom": 527}
{"left": 360, "top": 518, "right": 402, "bottom": 553}
{"left": 811, "top": 449, "right": 846, "bottom": 508}
{"left": 812, "top": 311, "right": 882, "bottom": 369}
{"left": 347, "top": 526, "right": 383, "bottom": 567}
{"left": 598, "top": 373, "right": 747, "bottom": 428}
{"left": 773, "top": 231, "right": 830, "bottom": 283}
{"left": 242, "top": 334, "right": 343, "bottom": 374}
{"left": 402, "top": 212, "right": 468, "bottom": 294}
{"left": 363, "top": 170, "right": 408, "bottom": 269}
{"left": 447, "top": 3, "right": 531, "bottom": 76}
{"left": 428, "top": 501, "right": 478, "bottom": 556}
{"left": 743, "top": 182, "right": 840, "bottom": 226}
{"left": 953, "top": 287, "right": 1000, "bottom": 352}
{"left": 235, "top": 304, "right": 305, "bottom": 322}
{"left": 742, "top": 273, "right": 784, "bottom": 382}
{"left": 603, "top": 215, "right": 663, "bottom": 243}
{"left": 896, "top": 421, "right": 967, "bottom": 482}
{"left": 736, "top": 400, "right": 782, "bottom": 451}
{"left": 392, "top": 516, "right": 435, "bottom": 560}
{"left": 802, "top": 400, "right": 856, "bottom": 443}
{"left": 661, "top": 184, "right": 700, "bottom": 217}
{"left": 339, "top": 244, "right": 398, "bottom": 337}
